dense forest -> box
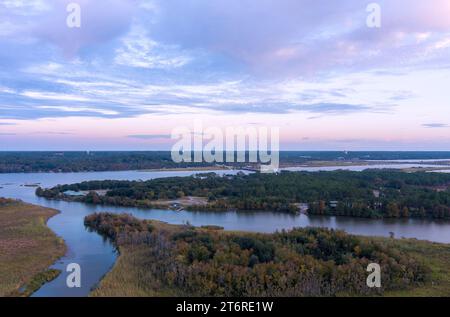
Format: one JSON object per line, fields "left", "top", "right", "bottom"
{"left": 0, "top": 151, "right": 215, "bottom": 173}
{"left": 37, "top": 170, "right": 450, "bottom": 219}
{"left": 84, "top": 212, "right": 429, "bottom": 296}
{"left": 2, "top": 151, "right": 450, "bottom": 173}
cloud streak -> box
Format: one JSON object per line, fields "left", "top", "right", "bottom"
{"left": 422, "top": 123, "right": 449, "bottom": 128}
{"left": 127, "top": 134, "right": 172, "bottom": 140}
{"left": 0, "top": 1, "right": 449, "bottom": 150}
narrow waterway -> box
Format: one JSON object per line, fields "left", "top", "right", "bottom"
{"left": 1, "top": 168, "right": 450, "bottom": 296}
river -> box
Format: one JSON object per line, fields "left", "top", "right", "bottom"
{"left": 1, "top": 167, "right": 450, "bottom": 297}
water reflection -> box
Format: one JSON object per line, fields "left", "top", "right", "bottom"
{"left": 1, "top": 169, "right": 450, "bottom": 297}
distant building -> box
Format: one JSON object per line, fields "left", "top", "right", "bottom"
{"left": 169, "top": 203, "right": 184, "bottom": 211}
{"left": 329, "top": 201, "right": 339, "bottom": 208}
{"left": 297, "top": 203, "right": 309, "bottom": 214}
{"left": 63, "top": 190, "right": 86, "bottom": 197}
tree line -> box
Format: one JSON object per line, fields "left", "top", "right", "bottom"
{"left": 0, "top": 151, "right": 216, "bottom": 173}
{"left": 2, "top": 151, "right": 449, "bottom": 173}
{"left": 38, "top": 170, "right": 450, "bottom": 219}
{"left": 85, "top": 212, "right": 430, "bottom": 296}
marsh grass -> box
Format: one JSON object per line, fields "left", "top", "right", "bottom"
{"left": 0, "top": 199, "right": 66, "bottom": 297}
{"left": 381, "top": 239, "right": 450, "bottom": 296}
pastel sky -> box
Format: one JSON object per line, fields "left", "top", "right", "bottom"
{"left": 0, "top": 0, "right": 449, "bottom": 150}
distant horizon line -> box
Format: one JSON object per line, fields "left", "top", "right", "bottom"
{"left": 1, "top": 150, "right": 450, "bottom": 153}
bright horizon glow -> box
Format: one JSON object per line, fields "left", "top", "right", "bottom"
{"left": 1, "top": 0, "right": 449, "bottom": 151}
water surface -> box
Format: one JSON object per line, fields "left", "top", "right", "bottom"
{"left": 282, "top": 163, "right": 449, "bottom": 172}
{"left": 1, "top": 169, "right": 450, "bottom": 297}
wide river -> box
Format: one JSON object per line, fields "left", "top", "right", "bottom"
{"left": 1, "top": 167, "right": 450, "bottom": 297}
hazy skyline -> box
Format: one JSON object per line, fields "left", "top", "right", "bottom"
{"left": 0, "top": 0, "right": 449, "bottom": 150}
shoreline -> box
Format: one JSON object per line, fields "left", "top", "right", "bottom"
{"left": 0, "top": 199, "right": 67, "bottom": 297}
{"left": 3, "top": 195, "right": 450, "bottom": 297}
{"left": 2, "top": 158, "right": 450, "bottom": 174}
{"left": 88, "top": 214, "right": 450, "bottom": 297}
{"left": 0, "top": 166, "right": 236, "bottom": 175}
{"left": 139, "top": 166, "right": 234, "bottom": 172}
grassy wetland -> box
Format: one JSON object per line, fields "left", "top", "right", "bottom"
{"left": 0, "top": 198, "right": 66, "bottom": 297}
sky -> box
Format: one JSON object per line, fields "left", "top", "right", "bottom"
{"left": 0, "top": 0, "right": 449, "bottom": 151}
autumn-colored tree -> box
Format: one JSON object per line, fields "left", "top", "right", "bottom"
{"left": 401, "top": 206, "right": 409, "bottom": 218}
{"left": 85, "top": 213, "right": 430, "bottom": 297}
{"left": 387, "top": 202, "right": 400, "bottom": 218}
